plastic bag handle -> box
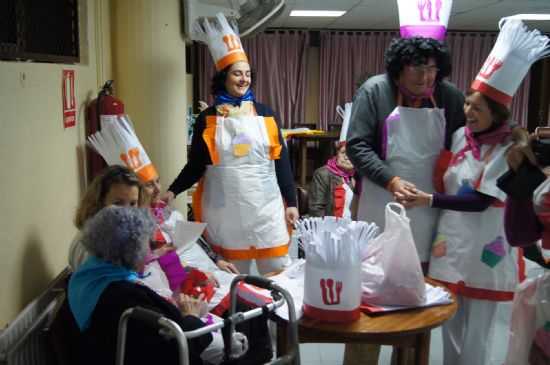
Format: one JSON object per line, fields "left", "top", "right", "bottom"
{"left": 387, "top": 202, "right": 407, "bottom": 218}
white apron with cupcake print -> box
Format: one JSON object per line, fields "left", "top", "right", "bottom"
{"left": 428, "top": 127, "right": 521, "bottom": 295}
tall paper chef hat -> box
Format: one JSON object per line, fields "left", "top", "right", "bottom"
{"left": 397, "top": 0, "right": 453, "bottom": 41}
{"left": 193, "top": 13, "right": 249, "bottom": 71}
{"left": 87, "top": 115, "right": 158, "bottom": 183}
{"left": 471, "top": 16, "right": 550, "bottom": 106}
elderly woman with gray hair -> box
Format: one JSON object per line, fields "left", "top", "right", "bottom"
{"left": 63, "top": 206, "right": 213, "bottom": 365}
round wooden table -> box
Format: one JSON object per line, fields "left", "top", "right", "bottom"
{"left": 274, "top": 278, "right": 456, "bottom": 365}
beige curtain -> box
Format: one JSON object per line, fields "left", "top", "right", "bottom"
{"left": 318, "top": 30, "right": 398, "bottom": 130}
{"left": 319, "top": 31, "right": 530, "bottom": 128}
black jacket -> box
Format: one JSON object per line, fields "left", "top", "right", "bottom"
{"left": 60, "top": 281, "right": 212, "bottom": 365}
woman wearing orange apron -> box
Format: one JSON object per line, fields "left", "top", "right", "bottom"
{"left": 163, "top": 14, "right": 298, "bottom": 275}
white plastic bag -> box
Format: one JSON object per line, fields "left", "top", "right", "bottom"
{"left": 504, "top": 272, "right": 550, "bottom": 365}
{"left": 361, "top": 203, "right": 426, "bottom": 306}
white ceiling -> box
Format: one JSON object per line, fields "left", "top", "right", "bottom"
{"left": 250, "top": 0, "right": 550, "bottom": 32}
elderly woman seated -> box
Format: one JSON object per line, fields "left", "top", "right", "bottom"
{"left": 62, "top": 206, "right": 214, "bottom": 364}
{"left": 308, "top": 142, "right": 359, "bottom": 218}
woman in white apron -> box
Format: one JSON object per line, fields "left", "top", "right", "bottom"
{"left": 358, "top": 89, "right": 446, "bottom": 264}
{"left": 409, "top": 18, "right": 549, "bottom": 365}
{"left": 344, "top": 35, "right": 465, "bottom": 365}
{"left": 162, "top": 14, "right": 298, "bottom": 275}
{"left": 410, "top": 89, "right": 525, "bottom": 365}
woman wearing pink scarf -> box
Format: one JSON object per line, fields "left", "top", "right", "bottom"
{"left": 406, "top": 17, "right": 550, "bottom": 364}
{"left": 308, "top": 142, "right": 358, "bottom": 218}
{"left": 408, "top": 86, "right": 525, "bottom": 365}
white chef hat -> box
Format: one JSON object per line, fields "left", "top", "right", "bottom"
{"left": 397, "top": 0, "right": 453, "bottom": 41}
{"left": 87, "top": 115, "right": 158, "bottom": 183}
{"left": 472, "top": 17, "right": 550, "bottom": 106}
{"left": 193, "top": 12, "right": 249, "bottom": 72}
{"left": 337, "top": 103, "right": 353, "bottom": 147}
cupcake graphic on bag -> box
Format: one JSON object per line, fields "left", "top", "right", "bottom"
{"left": 481, "top": 236, "right": 506, "bottom": 267}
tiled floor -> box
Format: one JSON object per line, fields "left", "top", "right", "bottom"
{"left": 282, "top": 236, "right": 545, "bottom": 365}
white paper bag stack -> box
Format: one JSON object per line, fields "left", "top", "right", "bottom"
{"left": 295, "top": 217, "right": 379, "bottom": 322}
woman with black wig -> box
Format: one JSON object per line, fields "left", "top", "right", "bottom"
{"left": 162, "top": 14, "right": 297, "bottom": 276}
{"left": 347, "top": 35, "right": 464, "bottom": 270}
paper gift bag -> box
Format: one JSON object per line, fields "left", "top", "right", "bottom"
{"left": 296, "top": 216, "right": 379, "bottom": 323}
{"left": 303, "top": 262, "right": 361, "bottom": 323}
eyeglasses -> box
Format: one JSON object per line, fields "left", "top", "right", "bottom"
{"left": 407, "top": 65, "right": 439, "bottom": 75}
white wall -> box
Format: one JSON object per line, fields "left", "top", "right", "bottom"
{"left": 110, "top": 0, "right": 189, "bottom": 212}
{"left": 0, "top": 0, "right": 194, "bottom": 326}
{"left": 0, "top": 0, "right": 102, "bottom": 326}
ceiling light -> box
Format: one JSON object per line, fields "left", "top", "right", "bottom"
{"left": 290, "top": 10, "right": 346, "bottom": 17}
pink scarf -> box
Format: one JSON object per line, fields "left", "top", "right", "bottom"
{"left": 150, "top": 202, "right": 167, "bottom": 224}
{"left": 325, "top": 157, "right": 355, "bottom": 184}
{"left": 450, "top": 123, "right": 511, "bottom": 166}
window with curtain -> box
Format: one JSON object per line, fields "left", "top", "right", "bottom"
{"left": 196, "top": 30, "right": 310, "bottom": 128}
{"left": 318, "top": 31, "right": 530, "bottom": 129}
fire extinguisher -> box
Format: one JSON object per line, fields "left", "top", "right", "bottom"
{"left": 87, "top": 80, "right": 125, "bottom": 180}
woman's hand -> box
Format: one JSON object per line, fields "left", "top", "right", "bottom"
{"left": 216, "top": 259, "right": 240, "bottom": 274}
{"left": 203, "top": 271, "right": 220, "bottom": 287}
{"left": 507, "top": 134, "right": 539, "bottom": 171}
{"left": 160, "top": 191, "right": 176, "bottom": 204}
{"left": 177, "top": 293, "right": 205, "bottom": 317}
{"left": 400, "top": 190, "right": 432, "bottom": 209}
{"left": 152, "top": 244, "right": 175, "bottom": 257}
{"left": 286, "top": 207, "right": 299, "bottom": 226}
{"left": 391, "top": 178, "right": 417, "bottom": 204}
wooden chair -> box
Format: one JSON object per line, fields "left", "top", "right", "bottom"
{"left": 297, "top": 185, "right": 309, "bottom": 218}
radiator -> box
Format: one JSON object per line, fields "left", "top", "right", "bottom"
{"left": 0, "top": 268, "right": 70, "bottom": 365}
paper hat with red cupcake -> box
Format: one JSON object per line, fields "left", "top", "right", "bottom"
{"left": 87, "top": 115, "right": 158, "bottom": 183}
{"left": 193, "top": 12, "right": 249, "bottom": 71}
{"left": 397, "top": 0, "right": 453, "bottom": 41}
{"left": 472, "top": 16, "right": 550, "bottom": 106}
